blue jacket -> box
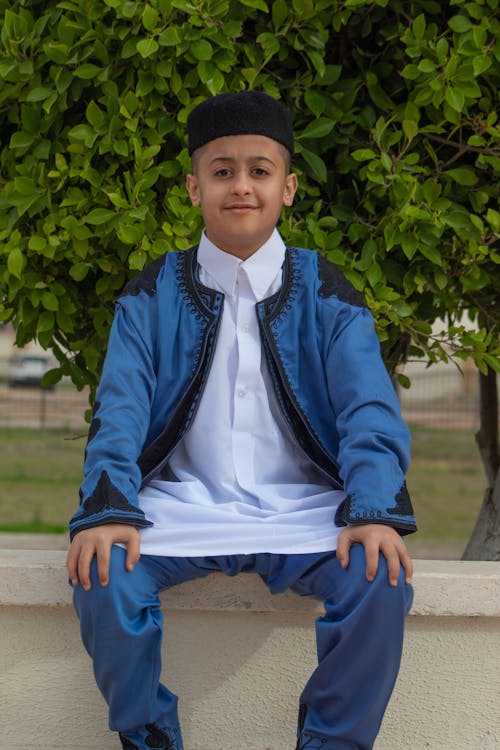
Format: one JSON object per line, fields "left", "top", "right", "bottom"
{"left": 69, "top": 246, "right": 416, "bottom": 539}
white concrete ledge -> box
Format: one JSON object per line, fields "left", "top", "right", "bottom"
{"left": 0, "top": 549, "right": 498, "bottom": 616}
{"left": 1, "top": 550, "right": 500, "bottom": 750}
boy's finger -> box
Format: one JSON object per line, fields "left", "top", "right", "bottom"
{"left": 336, "top": 532, "right": 352, "bottom": 568}
{"left": 385, "top": 547, "right": 402, "bottom": 587}
{"left": 399, "top": 545, "right": 414, "bottom": 583}
{"left": 125, "top": 531, "right": 141, "bottom": 571}
{"left": 364, "top": 542, "right": 380, "bottom": 582}
{"left": 66, "top": 545, "right": 79, "bottom": 585}
{"left": 96, "top": 544, "right": 111, "bottom": 587}
{"left": 77, "top": 546, "right": 95, "bottom": 591}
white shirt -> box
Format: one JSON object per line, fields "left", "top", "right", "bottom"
{"left": 137, "top": 230, "right": 345, "bottom": 555}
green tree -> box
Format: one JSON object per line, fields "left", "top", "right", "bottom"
{"left": 0, "top": 0, "right": 499, "bottom": 556}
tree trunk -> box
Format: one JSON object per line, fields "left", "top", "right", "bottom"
{"left": 462, "top": 368, "right": 500, "bottom": 560}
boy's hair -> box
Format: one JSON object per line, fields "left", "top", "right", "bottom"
{"left": 187, "top": 91, "right": 294, "bottom": 158}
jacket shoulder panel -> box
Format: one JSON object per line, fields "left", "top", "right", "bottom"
{"left": 119, "top": 253, "right": 172, "bottom": 299}
{"left": 316, "top": 253, "right": 365, "bottom": 307}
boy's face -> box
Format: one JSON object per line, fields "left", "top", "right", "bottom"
{"left": 186, "top": 134, "right": 297, "bottom": 259}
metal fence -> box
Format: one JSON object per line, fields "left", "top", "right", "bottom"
{"left": 0, "top": 356, "right": 487, "bottom": 432}
{"left": 0, "top": 381, "right": 89, "bottom": 431}
{"left": 399, "top": 365, "right": 481, "bottom": 430}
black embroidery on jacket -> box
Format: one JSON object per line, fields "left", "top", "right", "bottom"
{"left": 317, "top": 253, "right": 365, "bottom": 307}
{"left": 119, "top": 736, "right": 139, "bottom": 750}
{"left": 386, "top": 482, "right": 414, "bottom": 516}
{"left": 87, "top": 400, "right": 102, "bottom": 445}
{"left": 120, "top": 255, "right": 167, "bottom": 298}
{"left": 295, "top": 704, "right": 327, "bottom": 749}
{"left": 79, "top": 470, "right": 141, "bottom": 518}
{"left": 145, "top": 723, "right": 178, "bottom": 749}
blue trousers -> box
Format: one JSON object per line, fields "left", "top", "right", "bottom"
{"left": 73, "top": 544, "right": 413, "bottom": 749}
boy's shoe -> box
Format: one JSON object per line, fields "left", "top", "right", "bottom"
{"left": 119, "top": 723, "right": 180, "bottom": 749}
{"left": 119, "top": 737, "right": 139, "bottom": 750}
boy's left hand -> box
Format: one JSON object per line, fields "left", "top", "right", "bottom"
{"left": 337, "top": 524, "right": 413, "bottom": 587}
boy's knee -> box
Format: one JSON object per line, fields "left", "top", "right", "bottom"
{"left": 335, "top": 544, "right": 411, "bottom": 608}
{"left": 73, "top": 547, "right": 132, "bottom": 613}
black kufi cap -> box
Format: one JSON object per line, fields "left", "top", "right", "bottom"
{"left": 187, "top": 91, "right": 294, "bottom": 156}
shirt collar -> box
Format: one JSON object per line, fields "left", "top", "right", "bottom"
{"left": 197, "top": 229, "right": 286, "bottom": 301}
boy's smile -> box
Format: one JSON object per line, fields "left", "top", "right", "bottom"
{"left": 186, "top": 134, "right": 297, "bottom": 260}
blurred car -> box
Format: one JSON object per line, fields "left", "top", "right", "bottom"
{"left": 8, "top": 354, "right": 54, "bottom": 389}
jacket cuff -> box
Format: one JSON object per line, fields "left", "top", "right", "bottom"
{"left": 69, "top": 470, "right": 152, "bottom": 540}
{"left": 335, "top": 484, "right": 417, "bottom": 536}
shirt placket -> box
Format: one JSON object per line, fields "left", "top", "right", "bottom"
{"left": 232, "top": 266, "right": 262, "bottom": 491}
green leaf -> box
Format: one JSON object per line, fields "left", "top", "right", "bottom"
{"left": 84, "top": 208, "right": 116, "bottom": 225}
{"left": 445, "top": 86, "right": 465, "bottom": 112}
{"left": 7, "top": 248, "right": 24, "bottom": 278}
{"left": 445, "top": 168, "right": 478, "bottom": 186}
{"left": 142, "top": 5, "right": 160, "bottom": 31}
{"left": 402, "top": 120, "right": 418, "bottom": 140}
{"left": 482, "top": 354, "right": 500, "bottom": 373}
{"left": 300, "top": 118, "right": 334, "bottom": 139}
{"left": 25, "top": 87, "right": 54, "bottom": 102}
{"left": 137, "top": 38, "right": 159, "bottom": 58}
{"left": 37, "top": 311, "right": 54, "bottom": 333}
{"left": 240, "top": 0, "right": 269, "bottom": 10}
{"left": 86, "top": 101, "right": 107, "bottom": 131}
{"left": 449, "top": 15, "right": 473, "bottom": 33}
{"left": 412, "top": 14, "right": 426, "bottom": 39}
{"left": 74, "top": 64, "right": 103, "bottom": 79}
{"left": 191, "top": 40, "right": 213, "bottom": 61}
{"left": 68, "top": 124, "right": 98, "bottom": 142}
{"left": 366, "top": 263, "right": 382, "bottom": 287}
{"left": 158, "top": 26, "right": 182, "bottom": 46}
{"left": 473, "top": 55, "right": 492, "bottom": 76}
{"left": 304, "top": 89, "right": 327, "bottom": 117}
{"left": 300, "top": 148, "right": 327, "bottom": 182}
{"left": 28, "top": 236, "right": 47, "bottom": 252}
{"left": 418, "top": 244, "right": 443, "bottom": 265}
{"left": 486, "top": 209, "right": 500, "bottom": 232}
{"left": 42, "top": 291, "right": 59, "bottom": 311}
{"left": 69, "top": 263, "right": 91, "bottom": 281}
{"left": 352, "top": 148, "right": 376, "bottom": 161}
{"left": 117, "top": 224, "right": 144, "bottom": 244}
{"left": 9, "top": 131, "right": 35, "bottom": 149}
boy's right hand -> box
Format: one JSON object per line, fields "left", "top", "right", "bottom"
{"left": 66, "top": 524, "right": 141, "bottom": 591}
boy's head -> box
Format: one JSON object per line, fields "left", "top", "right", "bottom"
{"left": 186, "top": 91, "right": 297, "bottom": 259}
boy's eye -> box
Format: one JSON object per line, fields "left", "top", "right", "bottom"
{"left": 214, "top": 168, "right": 232, "bottom": 177}
{"left": 252, "top": 167, "right": 270, "bottom": 176}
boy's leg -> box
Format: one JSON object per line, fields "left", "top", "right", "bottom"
{"left": 266, "top": 545, "right": 413, "bottom": 750}
{"left": 72, "top": 546, "right": 216, "bottom": 750}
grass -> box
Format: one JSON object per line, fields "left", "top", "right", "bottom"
{"left": 0, "top": 427, "right": 85, "bottom": 532}
{"left": 405, "top": 424, "right": 485, "bottom": 558}
{"left": 0, "top": 425, "right": 487, "bottom": 558}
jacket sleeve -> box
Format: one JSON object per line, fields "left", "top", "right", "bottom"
{"left": 325, "top": 303, "right": 416, "bottom": 535}
{"left": 68, "top": 296, "right": 157, "bottom": 539}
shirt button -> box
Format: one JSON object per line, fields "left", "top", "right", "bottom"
{"left": 242, "top": 323, "right": 250, "bottom": 332}
{"left": 237, "top": 389, "right": 246, "bottom": 398}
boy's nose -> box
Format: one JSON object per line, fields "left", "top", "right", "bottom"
{"left": 232, "top": 172, "right": 251, "bottom": 194}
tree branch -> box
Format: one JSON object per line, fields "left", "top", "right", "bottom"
{"left": 425, "top": 132, "right": 500, "bottom": 157}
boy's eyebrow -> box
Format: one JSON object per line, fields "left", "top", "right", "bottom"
{"left": 208, "top": 155, "right": 276, "bottom": 166}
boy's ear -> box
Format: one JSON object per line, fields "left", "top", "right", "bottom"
{"left": 186, "top": 174, "right": 200, "bottom": 206}
{"left": 283, "top": 172, "right": 298, "bottom": 207}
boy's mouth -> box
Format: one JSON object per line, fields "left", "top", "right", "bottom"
{"left": 226, "top": 204, "right": 258, "bottom": 212}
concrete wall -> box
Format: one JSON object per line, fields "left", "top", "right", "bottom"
{"left": 1, "top": 550, "right": 499, "bottom": 750}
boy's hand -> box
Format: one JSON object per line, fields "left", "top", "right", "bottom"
{"left": 66, "top": 524, "right": 141, "bottom": 591}
{"left": 337, "top": 524, "right": 413, "bottom": 587}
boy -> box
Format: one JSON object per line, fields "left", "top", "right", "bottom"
{"left": 67, "top": 91, "right": 416, "bottom": 750}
